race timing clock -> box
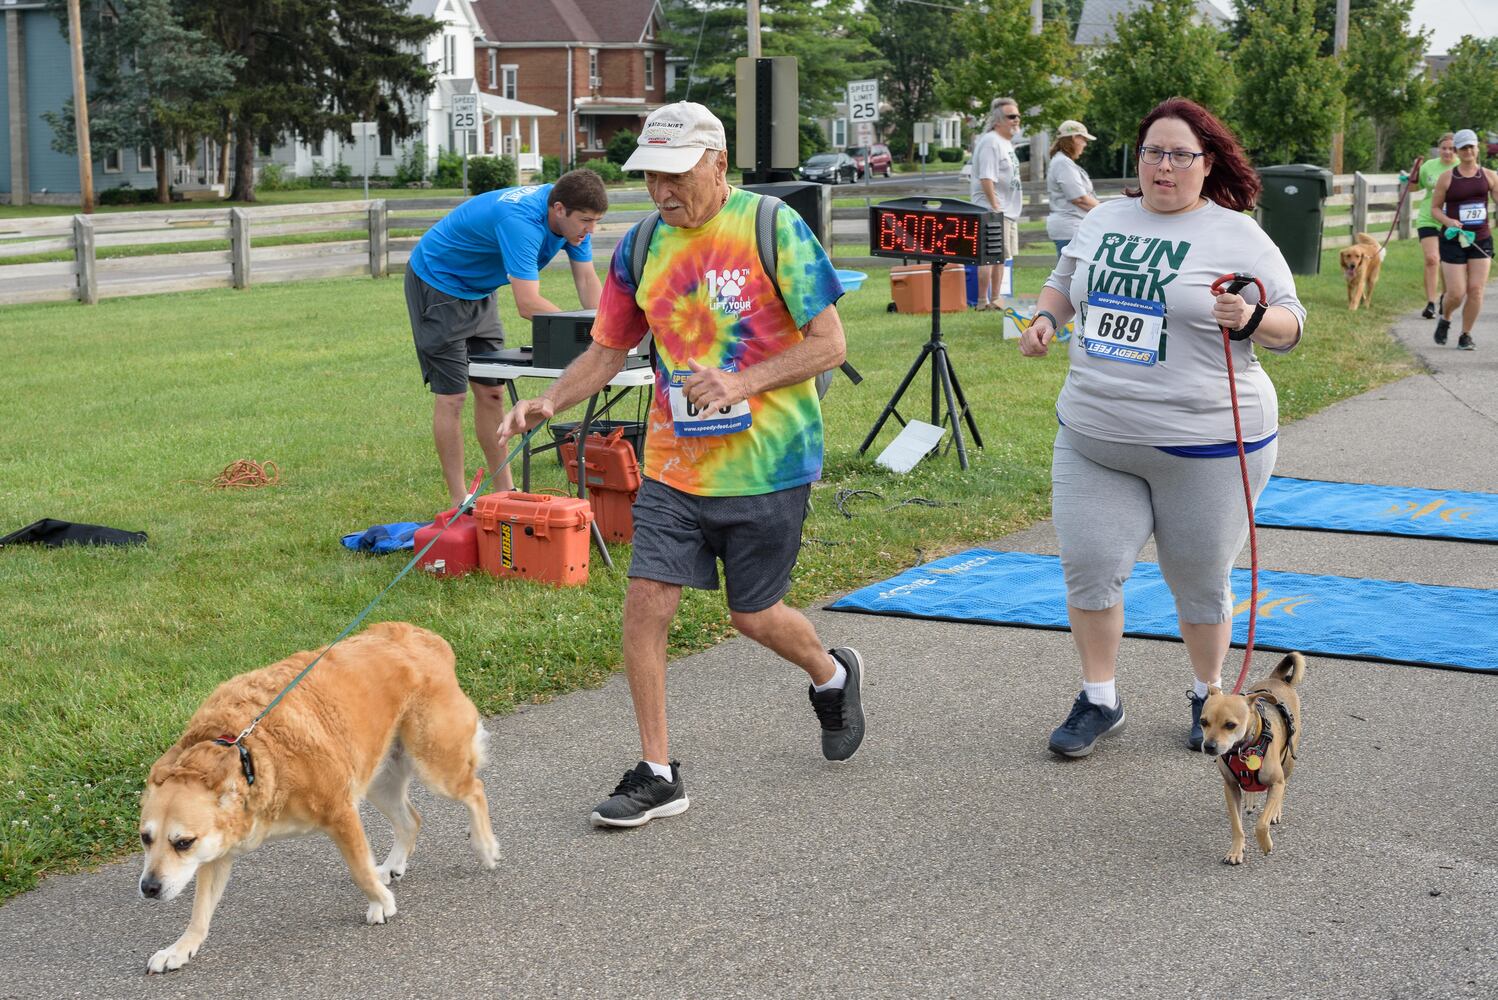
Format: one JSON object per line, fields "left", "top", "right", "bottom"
{"left": 868, "top": 197, "right": 1005, "bottom": 265}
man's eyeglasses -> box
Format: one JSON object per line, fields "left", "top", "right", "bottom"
{"left": 1003, "top": 114, "right": 1021, "bottom": 121}
{"left": 1140, "top": 146, "right": 1206, "bottom": 169}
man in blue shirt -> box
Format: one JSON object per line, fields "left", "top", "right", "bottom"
{"left": 404, "top": 169, "right": 608, "bottom": 505}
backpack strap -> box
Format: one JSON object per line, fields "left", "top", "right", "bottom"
{"left": 627, "top": 211, "right": 661, "bottom": 368}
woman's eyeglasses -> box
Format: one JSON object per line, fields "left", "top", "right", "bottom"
{"left": 1139, "top": 146, "right": 1206, "bottom": 169}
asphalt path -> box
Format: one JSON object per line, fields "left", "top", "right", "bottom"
{"left": 1, "top": 299, "right": 1495, "bottom": 998}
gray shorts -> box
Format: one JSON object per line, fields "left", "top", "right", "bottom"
{"left": 628, "top": 479, "right": 811, "bottom": 613}
{"left": 1051, "top": 425, "right": 1277, "bottom": 624}
{"left": 404, "top": 268, "right": 505, "bottom": 395}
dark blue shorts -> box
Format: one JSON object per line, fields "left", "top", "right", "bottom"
{"left": 627, "top": 479, "right": 811, "bottom": 613}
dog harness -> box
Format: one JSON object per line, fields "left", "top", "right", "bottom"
{"left": 1222, "top": 697, "right": 1295, "bottom": 793}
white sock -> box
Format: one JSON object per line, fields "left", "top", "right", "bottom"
{"left": 644, "top": 760, "right": 674, "bottom": 781}
{"left": 1192, "top": 678, "right": 1215, "bottom": 699}
{"left": 1082, "top": 679, "right": 1118, "bottom": 709}
{"left": 813, "top": 659, "right": 847, "bottom": 692}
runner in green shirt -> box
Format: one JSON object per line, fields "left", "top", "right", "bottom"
{"left": 1408, "top": 132, "right": 1457, "bottom": 319}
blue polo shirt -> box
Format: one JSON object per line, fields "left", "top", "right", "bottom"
{"left": 408, "top": 184, "right": 593, "bottom": 300}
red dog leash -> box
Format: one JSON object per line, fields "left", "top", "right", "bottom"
{"left": 1209, "top": 272, "right": 1267, "bottom": 695}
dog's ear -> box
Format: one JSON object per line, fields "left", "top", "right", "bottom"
{"left": 1206, "top": 684, "right": 1223, "bottom": 696}
{"left": 147, "top": 745, "right": 185, "bottom": 786}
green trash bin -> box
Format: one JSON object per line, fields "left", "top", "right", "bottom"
{"left": 1257, "top": 164, "right": 1334, "bottom": 275}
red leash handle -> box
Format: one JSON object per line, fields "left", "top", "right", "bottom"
{"left": 1209, "top": 272, "right": 1267, "bottom": 694}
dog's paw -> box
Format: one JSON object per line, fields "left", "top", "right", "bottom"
{"left": 1256, "top": 827, "right": 1274, "bottom": 855}
{"left": 1223, "top": 846, "right": 1246, "bottom": 865}
{"left": 473, "top": 835, "right": 501, "bottom": 870}
{"left": 365, "top": 891, "right": 397, "bottom": 925}
{"left": 146, "top": 943, "right": 195, "bottom": 974}
{"left": 376, "top": 862, "right": 406, "bottom": 885}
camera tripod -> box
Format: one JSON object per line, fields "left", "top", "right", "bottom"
{"left": 858, "top": 260, "right": 984, "bottom": 469}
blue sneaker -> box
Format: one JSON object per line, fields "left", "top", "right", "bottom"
{"left": 1188, "top": 691, "right": 1207, "bottom": 751}
{"left": 1048, "top": 691, "right": 1126, "bottom": 758}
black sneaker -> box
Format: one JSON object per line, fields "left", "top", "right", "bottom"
{"left": 1421, "top": 301, "right": 1436, "bottom": 320}
{"left": 1048, "top": 691, "right": 1126, "bottom": 758}
{"left": 1188, "top": 691, "right": 1207, "bottom": 751}
{"left": 1434, "top": 318, "right": 1450, "bottom": 345}
{"left": 1459, "top": 333, "right": 1475, "bottom": 351}
{"left": 589, "top": 761, "right": 689, "bottom": 828}
{"left": 808, "top": 648, "right": 866, "bottom": 761}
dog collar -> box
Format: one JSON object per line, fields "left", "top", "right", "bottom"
{"left": 213, "top": 734, "right": 257, "bottom": 786}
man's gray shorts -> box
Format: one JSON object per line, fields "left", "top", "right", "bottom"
{"left": 628, "top": 478, "right": 812, "bottom": 613}
{"left": 404, "top": 268, "right": 505, "bottom": 395}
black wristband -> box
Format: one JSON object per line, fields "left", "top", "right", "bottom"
{"left": 1034, "top": 309, "right": 1061, "bottom": 331}
{"left": 1230, "top": 302, "right": 1267, "bottom": 341}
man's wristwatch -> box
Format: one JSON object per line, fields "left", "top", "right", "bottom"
{"left": 1034, "top": 309, "right": 1060, "bottom": 331}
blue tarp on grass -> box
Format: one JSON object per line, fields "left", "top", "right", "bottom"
{"left": 1256, "top": 476, "right": 1498, "bottom": 543}
{"left": 826, "top": 550, "right": 1498, "bottom": 673}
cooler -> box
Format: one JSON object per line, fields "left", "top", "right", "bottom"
{"left": 472, "top": 491, "right": 593, "bottom": 586}
{"left": 890, "top": 263, "right": 967, "bottom": 314}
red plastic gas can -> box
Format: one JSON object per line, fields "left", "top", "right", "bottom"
{"left": 414, "top": 507, "right": 481, "bottom": 576}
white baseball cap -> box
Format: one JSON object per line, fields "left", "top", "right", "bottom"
{"left": 1057, "top": 120, "right": 1097, "bottom": 141}
{"left": 1454, "top": 128, "right": 1480, "bottom": 150}
{"left": 623, "top": 102, "right": 727, "bottom": 173}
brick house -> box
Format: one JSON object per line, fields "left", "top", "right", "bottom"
{"left": 470, "top": 0, "right": 669, "bottom": 165}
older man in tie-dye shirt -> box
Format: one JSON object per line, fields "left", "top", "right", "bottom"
{"left": 499, "top": 102, "right": 867, "bottom": 829}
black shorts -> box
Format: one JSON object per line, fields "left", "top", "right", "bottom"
{"left": 1438, "top": 232, "right": 1494, "bottom": 264}
{"left": 627, "top": 479, "right": 811, "bottom": 613}
{"left": 1417, "top": 226, "right": 1442, "bottom": 241}
{"left": 404, "top": 268, "right": 505, "bottom": 395}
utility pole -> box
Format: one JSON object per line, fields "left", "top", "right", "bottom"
{"left": 747, "top": 0, "right": 761, "bottom": 58}
{"left": 1031, "top": 0, "right": 1042, "bottom": 34}
{"left": 66, "top": 0, "right": 94, "bottom": 214}
{"left": 1331, "top": 0, "right": 1348, "bottom": 174}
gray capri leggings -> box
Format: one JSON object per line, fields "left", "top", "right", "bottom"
{"left": 1051, "top": 425, "right": 1277, "bottom": 624}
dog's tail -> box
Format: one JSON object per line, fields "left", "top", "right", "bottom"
{"left": 1271, "top": 651, "right": 1306, "bottom": 687}
{"left": 1354, "top": 232, "right": 1379, "bottom": 249}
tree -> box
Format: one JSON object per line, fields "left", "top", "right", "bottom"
{"left": 867, "top": 0, "right": 965, "bottom": 162}
{"left": 182, "top": 1, "right": 440, "bottom": 202}
{"left": 1228, "top": 0, "right": 1380, "bottom": 56}
{"left": 937, "top": 0, "right": 1085, "bottom": 132}
{"left": 1433, "top": 36, "right": 1498, "bottom": 138}
{"left": 661, "top": 0, "right": 884, "bottom": 149}
{"left": 1344, "top": 0, "right": 1430, "bottom": 169}
{"left": 1233, "top": 0, "right": 1344, "bottom": 164}
{"left": 42, "top": 0, "right": 239, "bottom": 203}
{"left": 1085, "top": 0, "right": 1236, "bottom": 154}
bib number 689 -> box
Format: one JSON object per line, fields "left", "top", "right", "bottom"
{"left": 1094, "top": 312, "right": 1144, "bottom": 342}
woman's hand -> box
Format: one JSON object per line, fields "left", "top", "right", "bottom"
{"left": 1020, "top": 316, "right": 1055, "bottom": 357}
{"left": 1212, "top": 292, "right": 1254, "bottom": 333}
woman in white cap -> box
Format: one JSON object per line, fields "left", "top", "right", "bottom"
{"left": 1429, "top": 128, "right": 1497, "bottom": 350}
{"left": 1046, "top": 120, "right": 1101, "bottom": 255}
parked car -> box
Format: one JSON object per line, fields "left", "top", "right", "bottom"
{"left": 845, "top": 144, "right": 893, "bottom": 178}
{"left": 800, "top": 152, "right": 859, "bottom": 184}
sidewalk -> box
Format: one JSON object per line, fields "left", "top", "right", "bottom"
{"left": 1, "top": 304, "right": 1495, "bottom": 999}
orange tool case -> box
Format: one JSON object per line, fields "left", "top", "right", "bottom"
{"left": 472, "top": 491, "right": 593, "bottom": 587}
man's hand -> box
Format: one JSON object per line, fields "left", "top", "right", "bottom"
{"left": 684, "top": 359, "right": 749, "bottom": 413}
{"left": 497, "top": 396, "right": 556, "bottom": 448}
{"left": 1019, "top": 317, "right": 1054, "bottom": 357}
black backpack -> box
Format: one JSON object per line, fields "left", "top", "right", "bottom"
{"left": 626, "top": 194, "right": 860, "bottom": 399}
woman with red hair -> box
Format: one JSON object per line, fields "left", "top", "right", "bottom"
{"left": 1018, "top": 98, "right": 1306, "bottom": 759}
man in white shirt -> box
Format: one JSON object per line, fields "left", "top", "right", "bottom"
{"left": 969, "top": 97, "right": 1023, "bottom": 310}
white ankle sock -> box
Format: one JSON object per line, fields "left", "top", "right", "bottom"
{"left": 1192, "top": 678, "right": 1215, "bottom": 699}
{"left": 1082, "top": 679, "right": 1118, "bottom": 709}
{"left": 644, "top": 760, "right": 674, "bottom": 781}
{"left": 813, "top": 659, "right": 847, "bottom": 692}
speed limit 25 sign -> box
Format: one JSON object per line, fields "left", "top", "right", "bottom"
{"left": 847, "top": 79, "right": 879, "bottom": 123}
{"left": 452, "top": 93, "right": 478, "bottom": 132}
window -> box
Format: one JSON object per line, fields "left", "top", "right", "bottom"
{"left": 137, "top": 145, "right": 155, "bottom": 172}
{"left": 832, "top": 118, "right": 847, "bottom": 149}
{"left": 644, "top": 53, "right": 654, "bottom": 90}
{"left": 501, "top": 65, "right": 517, "bottom": 101}
{"left": 588, "top": 49, "right": 599, "bottom": 87}
{"left": 444, "top": 34, "right": 456, "bottom": 75}
{"left": 379, "top": 128, "right": 393, "bottom": 158}
{"left": 103, "top": 149, "right": 122, "bottom": 173}
{"left": 487, "top": 50, "right": 497, "bottom": 86}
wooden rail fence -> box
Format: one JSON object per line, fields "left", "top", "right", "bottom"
{"left": 0, "top": 173, "right": 1419, "bottom": 306}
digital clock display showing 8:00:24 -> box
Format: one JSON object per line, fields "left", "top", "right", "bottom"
{"left": 873, "top": 209, "right": 980, "bottom": 262}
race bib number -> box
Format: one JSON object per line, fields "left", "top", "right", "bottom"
{"left": 668, "top": 368, "right": 751, "bottom": 437}
{"left": 1459, "top": 201, "right": 1487, "bottom": 225}
{"left": 1082, "top": 291, "right": 1165, "bottom": 366}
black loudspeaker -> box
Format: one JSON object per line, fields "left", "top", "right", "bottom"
{"left": 530, "top": 310, "right": 596, "bottom": 369}
{"left": 742, "top": 181, "right": 833, "bottom": 254}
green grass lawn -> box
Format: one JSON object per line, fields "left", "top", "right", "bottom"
{"left": 0, "top": 243, "right": 1423, "bottom": 900}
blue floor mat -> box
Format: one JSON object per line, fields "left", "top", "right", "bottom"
{"left": 826, "top": 550, "right": 1498, "bottom": 673}
{"left": 1256, "top": 476, "right": 1498, "bottom": 543}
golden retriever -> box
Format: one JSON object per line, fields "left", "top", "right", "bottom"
{"left": 1340, "top": 232, "right": 1384, "bottom": 311}
{"left": 137, "top": 621, "right": 499, "bottom": 973}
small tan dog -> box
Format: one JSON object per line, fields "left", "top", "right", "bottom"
{"left": 1339, "top": 232, "right": 1384, "bottom": 310}
{"left": 137, "top": 621, "right": 499, "bottom": 973}
{"left": 1198, "top": 652, "right": 1305, "bottom": 865}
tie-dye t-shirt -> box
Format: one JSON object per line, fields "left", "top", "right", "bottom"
{"left": 590, "top": 188, "right": 844, "bottom": 497}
